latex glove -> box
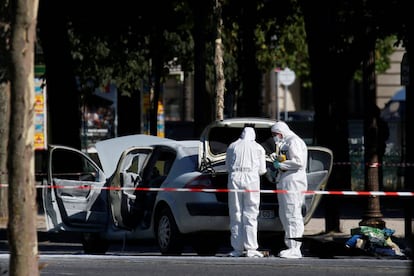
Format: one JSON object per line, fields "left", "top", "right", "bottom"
{"left": 273, "top": 160, "right": 280, "bottom": 169}
{"left": 265, "top": 167, "right": 278, "bottom": 183}
{"left": 269, "top": 152, "right": 278, "bottom": 162}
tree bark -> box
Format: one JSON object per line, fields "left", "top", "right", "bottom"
{"left": 301, "top": 1, "right": 355, "bottom": 232}
{"left": 237, "top": 0, "right": 262, "bottom": 117}
{"left": 8, "top": 0, "right": 39, "bottom": 275}
{"left": 117, "top": 89, "right": 141, "bottom": 136}
{"left": 360, "top": 45, "right": 384, "bottom": 228}
{"left": 402, "top": 0, "right": 414, "bottom": 251}
{"left": 192, "top": 0, "right": 213, "bottom": 136}
{"left": 0, "top": 3, "right": 10, "bottom": 218}
{"left": 0, "top": 81, "right": 9, "bottom": 219}
{"left": 150, "top": 28, "right": 163, "bottom": 137}
{"left": 214, "top": 0, "right": 225, "bottom": 121}
{"left": 37, "top": 0, "right": 81, "bottom": 149}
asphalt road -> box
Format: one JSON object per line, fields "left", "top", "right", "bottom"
{"left": 0, "top": 253, "right": 411, "bottom": 276}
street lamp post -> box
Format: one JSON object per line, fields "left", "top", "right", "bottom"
{"left": 278, "top": 68, "right": 295, "bottom": 121}
{"left": 360, "top": 46, "right": 385, "bottom": 229}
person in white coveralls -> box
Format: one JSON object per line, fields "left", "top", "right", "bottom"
{"left": 270, "top": 121, "right": 308, "bottom": 259}
{"left": 225, "top": 127, "right": 267, "bottom": 258}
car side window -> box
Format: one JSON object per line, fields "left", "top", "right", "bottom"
{"left": 145, "top": 149, "right": 176, "bottom": 187}
{"left": 51, "top": 148, "right": 99, "bottom": 182}
{"left": 121, "top": 152, "right": 151, "bottom": 188}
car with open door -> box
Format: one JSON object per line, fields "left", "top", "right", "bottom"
{"left": 43, "top": 118, "right": 333, "bottom": 255}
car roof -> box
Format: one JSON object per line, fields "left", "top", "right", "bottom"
{"left": 95, "top": 134, "right": 198, "bottom": 176}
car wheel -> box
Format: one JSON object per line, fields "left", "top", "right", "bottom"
{"left": 81, "top": 232, "right": 109, "bottom": 254}
{"left": 156, "top": 208, "right": 183, "bottom": 255}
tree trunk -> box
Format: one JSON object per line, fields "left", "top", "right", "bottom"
{"left": 402, "top": 0, "right": 414, "bottom": 249}
{"left": 214, "top": 0, "right": 225, "bottom": 121}
{"left": 8, "top": 0, "right": 39, "bottom": 275}
{"left": 150, "top": 29, "right": 163, "bottom": 137}
{"left": 192, "top": 0, "right": 213, "bottom": 136}
{"left": 0, "top": 82, "right": 9, "bottom": 219}
{"left": 237, "top": 0, "right": 262, "bottom": 117}
{"left": 301, "top": 2, "right": 354, "bottom": 232}
{"left": 0, "top": 3, "right": 10, "bottom": 218}
{"left": 38, "top": 0, "right": 81, "bottom": 149}
{"left": 360, "top": 45, "right": 384, "bottom": 228}
{"left": 117, "top": 89, "right": 141, "bottom": 136}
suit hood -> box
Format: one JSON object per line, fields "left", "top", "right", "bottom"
{"left": 271, "top": 121, "right": 294, "bottom": 138}
{"left": 241, "top": 127, "right": 256, "bottom": 141}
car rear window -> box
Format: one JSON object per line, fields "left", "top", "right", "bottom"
{"left": 208, "top": 127, "right": 275, "bottom": 155}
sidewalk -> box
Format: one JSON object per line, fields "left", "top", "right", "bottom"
{"left": 304, "top": 217, "right": 407, "bottom": 238}
{"left": 303, "top": 216, "right": 411, "bottom": 259}
{"left": 0, "top": 214, "right": 402, "bottom": 238}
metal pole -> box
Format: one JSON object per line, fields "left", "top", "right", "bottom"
{"left": 359, "top": 43, "right": 385, "bottom": 229}
{"left": 284, "top": 85, "right": 288, "bottom": 121}
{"left": 275, "top": 71, "right": 280, "bottom": 121}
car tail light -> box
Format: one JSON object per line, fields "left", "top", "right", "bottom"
{"left": 183, "top": 174, "right": 213, "bottom": 189}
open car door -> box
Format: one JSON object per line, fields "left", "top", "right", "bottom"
{"left": 43, "top": 145, "right": 108, "bottom": 232}
{"left": 110, "top": 146, "right": 177, "bottom": 230}
{"left": 108, "top": 147, "right": 153, "bottom": 229}
{"left": 303, "top": 146, "right": 334, "bottom": 224}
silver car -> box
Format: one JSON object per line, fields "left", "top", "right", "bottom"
{"left": 43, "top": 118, "right": 333, "bottom": 255}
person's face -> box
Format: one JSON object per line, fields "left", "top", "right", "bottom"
{"left": 272, "top": 132, "right": 284, "bottom": 144}
{"left": 272, "top": 132, "right": 282, "bottom": 139}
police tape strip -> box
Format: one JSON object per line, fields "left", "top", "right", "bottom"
{"left": 0, "top": 183, "right": 413, "bottom": 196}
{"left": 333, "top": 162, "right": 414, "bottom": 167}
{"left": 0, "top": 161, "right": 411, "bottom": 176}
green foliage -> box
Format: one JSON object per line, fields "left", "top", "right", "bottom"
{"left": 66, "top": 0, "right": 398, "bottom": 102}
{"left": 219, "top": 0, "right": 310, "bottom": 90}
{"left": 353, "top": 36, "right": 397, "bottom": 82}
{"left": 68, "top": 24, "right": 150, "bottom": 97}
{"left": 67, "top": 0, "right": 195, "bottom": 98}
{"left": 271, "top": 11, "right": 310, "bottom": 87}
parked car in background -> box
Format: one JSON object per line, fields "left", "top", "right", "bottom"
{"left": 43, "top": 118, "right": 333, "bottom": 255}
{"left": 278, "top": 111, "right": 314, "bottom": 122}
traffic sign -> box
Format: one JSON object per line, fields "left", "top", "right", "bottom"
{"left": 278, "top": 67, "right": 295, "bottom": 86}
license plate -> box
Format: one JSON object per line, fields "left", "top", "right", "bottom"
{"left": 259, "top": 210, "right": 275, "bottom": 219}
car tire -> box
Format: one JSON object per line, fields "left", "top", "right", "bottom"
{"left": 156, "top": 208, "right": 183, "bottom": 255}
{"left": 81, "top": 232, "right": 109, "bottom": 254}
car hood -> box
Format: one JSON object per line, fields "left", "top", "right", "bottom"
{"left": 198, "top": 117, "right": 277, "bottom": 170}
{"left": 95, "top": 134, "right": 173, "bottom": 176}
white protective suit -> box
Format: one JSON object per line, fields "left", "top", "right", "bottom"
{"left": 226, "top": 127, "right": 267, "bottom": 256}
{"left": 271, "top": 121, "right": 308, "bottom": 259}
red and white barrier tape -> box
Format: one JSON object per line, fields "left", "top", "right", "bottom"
{"left": 0, "top": 161, "right": 407, "bottom": 176}
{"left": 368, "top": 162, "right": 380, "bottom": 168}
{"left": 1, "top": 183, "right": 413, "bottom": 196}
{"left": 333, "top": 162, "right": 414, "bottom": 167}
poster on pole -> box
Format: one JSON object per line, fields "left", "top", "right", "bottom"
{"left": 34, "top": 78, "right": 47, "bottom": 150}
